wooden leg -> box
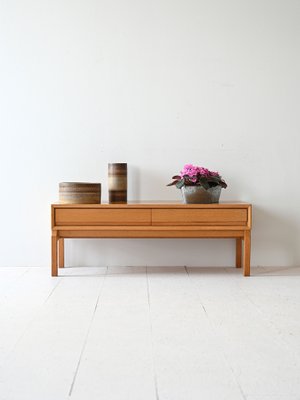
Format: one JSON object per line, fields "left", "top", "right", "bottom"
{"left": 243, "top": 230, "right": 251, "bottom": 277}
{"left": 51, "top": 232, "right": 58, "bottom": 277}
{"left": 59, "top": 238, "right": 65, "bottom": 268}
{"left": 236, "top": 238, "right": 242, "bottom": 268}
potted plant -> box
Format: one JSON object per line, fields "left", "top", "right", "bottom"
{"left": 167, "top": 164, "right": 227, "bottom": 204}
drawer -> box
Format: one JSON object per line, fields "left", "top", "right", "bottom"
{"left": 152, "top": 208, "right": 248, "bottom": 226}
{"left": 55, "top": 208, "right": 151, "bottom": 226}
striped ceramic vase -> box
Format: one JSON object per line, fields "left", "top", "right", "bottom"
{"left": 108, "top": 163, "right": 127, "bottom": 203}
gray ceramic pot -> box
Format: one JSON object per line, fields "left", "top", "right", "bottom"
{"left": 181, "top": 185, "right": 222, "bottom": 204}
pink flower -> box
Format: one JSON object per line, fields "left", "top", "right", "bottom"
{"left": 167, "top": 163, "right": 227, "bottom": 189}
{"left": 209, "top": 170, "right": 219, "bottom": 177}
{"left": 198, "top": 167, "right": 210, "bottom": 176}
{"left": 180, "top": 164, "right": 199, "bottom": 178}
{"left": 180, "top": 164, "right": 218, "bottom": 178}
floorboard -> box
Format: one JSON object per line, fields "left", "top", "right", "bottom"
{"left": 0, "top": 266, "right": 300, "bottom": 400}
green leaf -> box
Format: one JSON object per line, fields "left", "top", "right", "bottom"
{"left": 176, "top": 180, "right": 185, "bottom": 189}
{"left": 166, "top": 181, "right": 177, "bottom": 186}
{"left": 219, "top": 180, "right": 227, "bottom": 188}
{"left": 199, "top": 177, "right": 210, "bottom": 190}
{"left": 208, "top": 176, "right": 220, "bottom": 184}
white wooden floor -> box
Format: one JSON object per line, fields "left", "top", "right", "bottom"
{"left": 0, "top": 266, "right": 300, "bottom": 400}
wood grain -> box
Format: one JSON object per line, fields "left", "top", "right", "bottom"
{"left": 59, "top": 182, "right": 101, "bottom": 204}
{"left": 55, "top": 208, "right": 151, "bottom": 226}
{"left": 152, "top": 209, "right": 248, "bottom": 225}
{"left": 59, "top": 239, "right": 64, "bottom": 268}
{"left": 51, "top": 203, "right": 252, "bottom": 276}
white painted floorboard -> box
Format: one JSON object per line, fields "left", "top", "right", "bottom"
{"left": 0, "top": 266, "right": 300, "bottom": 400}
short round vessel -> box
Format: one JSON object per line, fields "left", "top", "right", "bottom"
{"left": 59, "top": 182, "right": 101, "bottom": 204}
{"left": 181, "top": 185, "right": 222, "bottom": 204}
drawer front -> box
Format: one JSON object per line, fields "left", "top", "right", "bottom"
{"left": 55, "top": 208, "right": 151, "bottom": 226}
{"left": 152, "top": 209, "right": 248, "bottom": 226}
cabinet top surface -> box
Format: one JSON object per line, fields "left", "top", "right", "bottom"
{"left": 52, "top": 201, "right": 251, "bottom": 209}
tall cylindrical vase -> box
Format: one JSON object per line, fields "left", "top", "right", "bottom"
{"left": 108, "top": 163, "right": 127, "bottom": 203}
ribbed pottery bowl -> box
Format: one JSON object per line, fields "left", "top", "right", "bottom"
{"left": 181, "top": 185, "right": 222, "bottom": 204}
{"left": 59, "top": 182, "right": 101, "bottom": 204}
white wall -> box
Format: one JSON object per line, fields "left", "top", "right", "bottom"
{"left": 1, "top": 0, "right": 299, "bottom": 268}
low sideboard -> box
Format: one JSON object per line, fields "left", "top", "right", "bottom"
{"left": 51, "top": 202, "right": 252, "bottom": 277}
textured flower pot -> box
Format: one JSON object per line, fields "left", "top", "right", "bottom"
{"left": 59, "top": 182, "right": 101, "bottom": 204}
{"left": 181, "top": 185, "right": 222, "bottom": 204}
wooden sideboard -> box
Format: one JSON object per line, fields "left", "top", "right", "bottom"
{"left": 51, "top": 202, "right": 252, "bottom": 277}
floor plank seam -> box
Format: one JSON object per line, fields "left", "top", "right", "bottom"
{"left": 184, "top": 266, "right": 248, "bottom": 400}
{"left": 68, "top": 266, "right": 108, "bottom": 397}
{"left": 146, "top": 266, "right": 161, "bottom": 400}
{"left": 1, "top": 276, "right": 62, "bottom": 368}
{"left": 44, "top": 278, "right": 63, "bottom": 304}
{"left": 236, "top": 281, "right": 300, "bottom": 361}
